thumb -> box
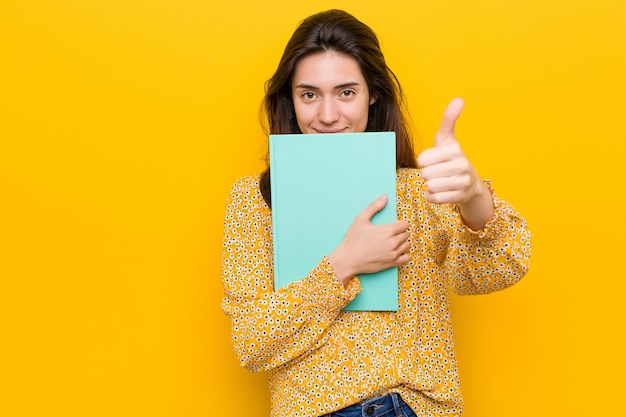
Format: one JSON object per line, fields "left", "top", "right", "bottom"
{"left": 356, "top": 195, "right": 388, "bottom": 223}
{"left": 435, "top": 97, "right": 464, "bottom": 146}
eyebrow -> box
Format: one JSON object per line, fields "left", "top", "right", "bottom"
{"left": 294, "top": 82, "right": 361, "bottom": 90}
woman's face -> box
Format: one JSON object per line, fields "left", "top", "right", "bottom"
{"left": 291, "top": 51, "right": 375, "bottom": 134}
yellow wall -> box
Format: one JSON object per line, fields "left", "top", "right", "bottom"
{"left": 1, "top": 1, "right": 625, "bottom": 416}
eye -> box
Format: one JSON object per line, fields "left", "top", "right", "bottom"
{"left": 302, "top": 91, "right": 316, "bottom": 100}
{"left": 340, "top": 90, "right": 355, "bottom": 98}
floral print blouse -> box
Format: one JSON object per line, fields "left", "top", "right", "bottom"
{"left": 221, "top": 168, "right": 531, "bottom": 417}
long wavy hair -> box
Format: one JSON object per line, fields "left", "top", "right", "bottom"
{"left": 259, "top": 9, "right": 417, "bottom": 207}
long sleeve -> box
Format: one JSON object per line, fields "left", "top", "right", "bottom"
{"left": 220, "top": 170, "right": 531, "bottom": 417}
{"left": 220, "top": 176, "right": 360, "bottom": 372}
{"left": 428, "top": 179, "right": 531, "bottom": 295}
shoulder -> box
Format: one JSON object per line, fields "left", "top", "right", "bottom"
{"left": 226, "top": 174, "right": 269, "bottom": 211}
{"left": 229, "top": 174, "right": 261, "bottom": 191}
{"left": 227, "top": 174, "right": 262, "bottom": 200}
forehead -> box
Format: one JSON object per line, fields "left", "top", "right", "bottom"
{"left": 292, "top": 51, "right": 366, "bottom": 85}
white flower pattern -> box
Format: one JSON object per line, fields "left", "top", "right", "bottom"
{"left": 221, "top": 168, "right": 531, "bottom": 417}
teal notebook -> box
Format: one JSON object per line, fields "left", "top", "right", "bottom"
{"left": 269, "top": 132, "right": 398, "bottom": 311}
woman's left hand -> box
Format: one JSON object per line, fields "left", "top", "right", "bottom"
{"left": 417, "top": 98, "right": 495, "bottom": 230}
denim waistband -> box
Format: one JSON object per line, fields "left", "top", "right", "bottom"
{"left": 323, "top": 392, "right": 414, "bottom": 417}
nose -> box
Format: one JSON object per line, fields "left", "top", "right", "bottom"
{"left": 318, "top": 98, "right": 340, "bottom": 125}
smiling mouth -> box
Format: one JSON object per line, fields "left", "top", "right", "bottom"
{"left": 314, "top": 128, "right": 347, "bottom": 134}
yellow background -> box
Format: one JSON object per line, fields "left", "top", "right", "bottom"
{"left": 1, "top": 1, "right": 625, "bottom": 416}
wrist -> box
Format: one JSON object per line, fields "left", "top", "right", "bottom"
{"left": 327, "top": 249, "right": 356, "bottom": 286}
{"left": 458, "top": 179, "right": 494, "bottom": 231}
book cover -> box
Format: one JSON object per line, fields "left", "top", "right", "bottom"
{"left": 269, "top": 132, "right": 398, "bottom": 311}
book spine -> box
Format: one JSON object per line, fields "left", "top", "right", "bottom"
{"left": 268, "top": 136, "right": 280, "bottom": 289}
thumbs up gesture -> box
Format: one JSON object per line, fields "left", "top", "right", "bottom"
{"left": 417, "top": 98, "right": 495, "bottom": 230}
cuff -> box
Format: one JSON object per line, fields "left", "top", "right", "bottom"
{"left": 298, "top": 256, "right": 361, "bottom": 311}
{"left": 457, "top": 180, "right": 506, "bottom": 242}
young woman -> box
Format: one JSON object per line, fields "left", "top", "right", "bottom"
{"left": 221, "top": 9, "right": 531, "bottom": 417}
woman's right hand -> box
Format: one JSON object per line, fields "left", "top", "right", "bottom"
{"left": 328, "top": 195, "right": 410, "bottom": 285}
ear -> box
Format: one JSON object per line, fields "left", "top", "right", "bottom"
{"left": 369, "top": 95, "right": 378, "bottom": 105}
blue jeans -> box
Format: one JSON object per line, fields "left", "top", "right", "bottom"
{"left": 322, "top": 393, "right": 417, "bottom": 417}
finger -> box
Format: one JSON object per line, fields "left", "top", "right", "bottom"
{"left": 387, "top": 220, "right": 410, "bottom": 235}
{"left": 424, "top": 175, "right": 471, "bottom": 194}
{"left": 390, "top": 241, "right": 411, "bottom": 263}
{"left": 417, "top": 140, "right": 463, "bottom": 169}
{"left": 395, "top": 252, "right": 411, "bottom": 266}
{"left": 394, "top": 231, "right": 410, "bottom": 250}
{"left": 420, "top": 157, "right": 471, "bottom": 181}
{"left": 356, "top": 194, "right": 388, "bottom": 222}
{"left": 397, "top": 239, "right": 410, "bottom": 255}
{"left": 424, "top": 189, "right": 464, "bottom": 205}
{"left": 388, "top": 225, "right": 409, "bottom": 240}
{"left": 435, "top": 97, "right": 464, "bottom": 146}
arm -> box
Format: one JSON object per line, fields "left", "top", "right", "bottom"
{"left": 418, "top": 98, "right": 494, "bottom": 231}
{"left": 221, "top": 177, "right": 360, "bottom": 372}
{"left": 439, "top": 183, "right": 531, "bottom": 295}
{"left": 417, "top": 99, "right": 531, "bottom": 293}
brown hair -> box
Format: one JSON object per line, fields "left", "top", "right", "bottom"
{"left": 259, "top": 9, "right": 417, "bottom": 207}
